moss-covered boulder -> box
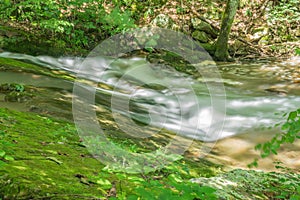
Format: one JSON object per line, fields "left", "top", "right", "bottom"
{"left": 192, "top": 30, "right": 210, "bottom": 43}
{"left": 0, "top": 25, "right": 87, "bottom": 56}
{"left": 191, "top": 169, "right": 300, "bottom": 200}
{"left": 191, "top": 18, "right": 218, "bottom": 39}
{"left": 0, "top": 57, "right": 75, "bottom": 81}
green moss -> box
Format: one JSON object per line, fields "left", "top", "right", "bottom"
{"left": 0, "top": 25, "right": 88, "bottom": 57}
{"left": 191, "top": 169, "right": 300, "bottom": 200}
{"left": 0, "top": 107, "right": 222, "bottom": 199}
{"left": 0, "top": 108, "right": 107, "bottom": 199}
{"left": 0, "top": 57, "right": 75, "bottom": 81}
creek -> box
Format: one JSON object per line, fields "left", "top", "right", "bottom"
{"left": 0, "top": 51, "right": 299, "bottom": 171}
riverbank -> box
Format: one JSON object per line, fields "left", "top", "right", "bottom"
{"left": 0, "top": 1, "right": 299, "bottom": 198}
{"left": 1, "top": 107, "right": 298, "bottom": 199}
{"left": 0, "top": 0, "right": 299, "bottom": 59}
{"left": 0, "top": 50, "right": 299, "bottom": 199}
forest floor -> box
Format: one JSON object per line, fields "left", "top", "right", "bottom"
{"left": 0, "top": 0, "right": 299, "bottom": 59}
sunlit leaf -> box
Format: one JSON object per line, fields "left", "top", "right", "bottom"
{"left": 96, "top": 178, "right": 112, "bottom": 189}
{"left": 0, "top": 150, "right": 5, "bottom": 157}
{"left": 4, "top": 155, "right": 14, "bottom": 161}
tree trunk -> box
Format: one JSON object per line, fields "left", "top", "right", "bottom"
{"left": 214, "top": 0, "right": 239, "bottom": 61}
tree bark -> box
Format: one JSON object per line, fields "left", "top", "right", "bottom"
{"left": 214, "top": 0, "right": 239, "bottom": 61}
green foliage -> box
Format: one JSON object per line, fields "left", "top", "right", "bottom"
{"left": 268, "top": 0, "right": 300, "bottom": 41}
{"left": 0, "top": 0, "right": 136, "bottom": 48}
{"left": 0, "top": 130, "right": 14, "bottom": 166}
{"left": 193, "top": 169, "right": 300, "bottom": 199}
{"left": 130, "top": 176, "right": 217, "bottom": 200}
{"left": 269, "top": 0, "right": 300, "bottom": 24}
{"left": 295, "top": 48, "right": 300, "bottom": 56}
{"left": 99, "top": 6, "right": 136, "bottom": 35}
{"left": 0, "top": 83, "right": 24, "bottom": 93}
{"left": 90, "top": 161, "right": 217, "bottom": 199}
{"left": 249, "top": 109, "right": 300, "bottom": 167}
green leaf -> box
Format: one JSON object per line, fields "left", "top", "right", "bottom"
{"left": 290, "top": 195, "right": 300, "bottom": 200}
{"left": 127, "top": 176, "right": 145, "bottom": 183}
{"left": 197, "top": 186, "right": 217, "bottom": 194}
{"left": 4, "top": 155, "right": 14, "bottom": 161}
{"left": 0, "top": 160, "right": 7, "bottom": 166}
{"left": 126, "top": 195, "right": 139, "bottom": 200}
{"left": 46, "top": 157, "right": 62, "bottom": 165}
{"left": 255, "top": 144, "right": 262, "bottom": 150}
{"left": 96, "top": 178, "right": 112, "bottom": 189}
{"left": 295, "top": 48, "right": 300, "bottom": 56}
{"left": 4, "top": 0, "right": 11, "bottom": 6}
{"left": 0, "top": 150, "right": 5, "bottom": 157}
{"left": 288, "top": 111, "right": 297, "bottom": 121}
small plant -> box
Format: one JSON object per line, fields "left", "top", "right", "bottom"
{"left": 249, "top": 109, "right": 300, "bottom": 167}
{"left": 99, "top": 6, "right": 136, "bottom": 35}
{"left": 0, "top": 83, "right": 25, "bottom": 93}
{"left": 94, "top": 159, "right": 218, "bottom": 199}
{"left": 0, "top": 131, "right": 14, "bottom": 166}
{"left": 295, "top": 48, "right": 300, "bottom": 56}
{"left": 0, "top": 0, "right": 137, "bottom": 49}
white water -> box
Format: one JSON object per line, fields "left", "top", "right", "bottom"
{"left": 1, "top": 52, "right": 299, "bottom": 142}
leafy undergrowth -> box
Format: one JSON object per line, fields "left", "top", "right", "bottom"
{"left": 249, "top": 108, "right": 300, "bottom": 168}
{"left": 192, "top": 169, "right": 300, "bottom": 200}
{"left": 0, "top": 108, "right": 221, "bottom": 199}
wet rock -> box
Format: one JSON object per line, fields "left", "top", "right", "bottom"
{"left": 265, "top": 87, "right": 287, "bottom": 96}
{"left": 191, "top": 18, "right": 218, "bottom": 38}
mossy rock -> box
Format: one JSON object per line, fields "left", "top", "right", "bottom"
{"left": 0, "top": 57, "right": 75, "bottom": 81}
{"left": 191, "top": 18, "right": 218, "bottom": 38}
{"left": 192, "top": 30, "right": 209, "bottom": 43}
{"left": 0, "top": 25, "right": 87, "bottom": 57}
{"left": 146, "top": 51, "right": 198, "bottom": 76}
{"left": 191, "top": 169, "right": 300, "bottom": 200}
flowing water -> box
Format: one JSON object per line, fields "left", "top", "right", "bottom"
{"left": 0, "top": 51, "right": 299, "bottom": 171}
